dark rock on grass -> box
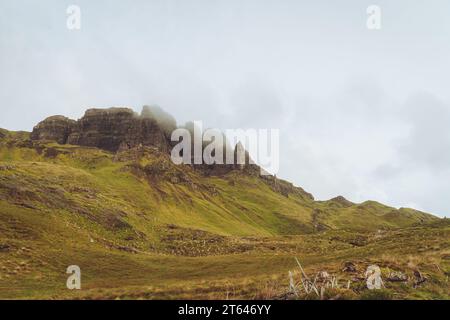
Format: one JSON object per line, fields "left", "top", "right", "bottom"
{"left": 43, "top": 147, "right": 71, "bottom": 158}
{"left": 0, "top": 164, "right": 15, "bottom": 171}
{"left": 0, "top": 244, "right": 11, "bottom": 252}
{"left": 14, "top": 202, "right": 38, "bottom": 209}
{"left": 342, "top": 261, "right": 357, "bottom": 273}
{"left": 387, "top": 271, "right": 408, "bottom": 282}
{"left": 104, "top": 212, "right": 132, "bottom": 231}
{"left": 413, "top": 270, "right": 427, "bottom": 287}
{"left": 312, "top": 209, "right": 331, "bottom": 232}
{"left": 348, "top": 235, "right": 368, "bottom": 247}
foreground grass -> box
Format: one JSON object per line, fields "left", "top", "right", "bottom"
{"left": 1, "top": 221, "right": 449, "bottom": 299}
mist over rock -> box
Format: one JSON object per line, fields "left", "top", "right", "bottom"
{"left": 32, "top": 107, "right": 170, "bottom": 152}
{"left": 30, "top": 106, "right": 258, "bottom": 168}
{"left": 29, "top": 106, "right": 301, "bottom": 198}
{"left": 141, "top": 105, "right": 177, "bottom": 138}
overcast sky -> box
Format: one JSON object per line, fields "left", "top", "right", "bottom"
{"left": 1, "top": 0, "right": 449, "bottom": 217}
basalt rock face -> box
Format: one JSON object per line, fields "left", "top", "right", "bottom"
{"left": 67, "top": 108, "right": 170, "bottom": 152}
{"left": 30, "top": 115, "right": 76, "bottom": 144}
{"left": 31, "top": 108, "right": 170, "bottom": 153}
{"left": 30, "top": 107, "right": 274, "bottom": 180}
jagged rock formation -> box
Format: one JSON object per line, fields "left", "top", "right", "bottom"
{"left": 30, "top": 115, "right": 76, "bottom": 144}
{"left": 32, "top": 107, "right": 170, "bottom": 153}
{"left": 31, "top": 107, "right": 262, "bottom": 172}
{"left": 67, "top": 108, "right": 170, "bottom": 152}
{"left": 29, "top": 106, "right": 309, "bottom": 198}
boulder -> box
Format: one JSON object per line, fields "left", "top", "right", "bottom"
{"left": 0, "top": 244, "right": 11, "bottom": 252}
{"left": 387, "top": 271, "right": 408, "bottom": 282}
{"left": 413, "top": 270, "right": 427, "bottom": 287}
{"left": 342, "top": 261, "right": 357, "bottom": 273}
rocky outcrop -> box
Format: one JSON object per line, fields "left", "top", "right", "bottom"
{"left": 196, "top": 141, "right": 261, "bottom": 176}
{"left": 30, "top": 115, "right": 76, "bottom": 144}
{"left": 67, "top": 108, "right": 170, "bottom": 152}
{"left": 328, "top": 196, "right": 354, "bottom": 208}
{"left": 31, "top": 107, "right": 170, "bottom": 153}
{"left": 261, "top": 174, "right": 314, "bottom": 200}
{"left": 29, "top": 107, "right": 293, "bottom": 189}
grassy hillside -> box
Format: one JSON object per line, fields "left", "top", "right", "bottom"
{"left": 0, "top": 129, "right": 448, "bottom": 299}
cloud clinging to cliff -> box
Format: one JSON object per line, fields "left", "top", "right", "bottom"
{"left": 1, "top": 0, "right": 450, "bottom": 216}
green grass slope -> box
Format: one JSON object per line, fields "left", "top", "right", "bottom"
{"left": 0, "top": 129, "right": 447, "bottom": 299}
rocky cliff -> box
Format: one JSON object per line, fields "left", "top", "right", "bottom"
{"left": 31, "top": 107, "right": 255, "bottom": 167}
{"left": 30, "top": 115, "right": 76, "bottom": 144}
{"left": 30, "top": 106, "right": 305, "bottom": 198}
{"left": 31, "top": 107, "right": 170, "bottom": 152}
